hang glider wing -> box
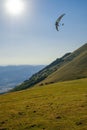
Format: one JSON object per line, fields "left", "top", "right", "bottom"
{"left": 55, "top": 13, "right": 65, "bottom": 31}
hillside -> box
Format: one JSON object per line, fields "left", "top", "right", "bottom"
{"left": 13, "top": 43, "right": 87, "bottom": 91}
{"left": 42, "top": 43, "right": 87, "bottom": 84}
{"left": 12, "top": 52, "right": 71, "bottom": 91}
{"left": 0, "top": 78, "right": 87, "bottom": 130}
{"left": 0, "top": 65, "right": 44, "bottom": 93}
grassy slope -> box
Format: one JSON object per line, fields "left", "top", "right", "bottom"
{"left": 13, "top": 43, "right": 87, "bottom": 91}
{"left": 43, "top": 49, "right": 87, "bottom": 84}
{"left": 0, "top": 78, "right": 87, "bottom": 130}
{"left": 13, "top": 52, "right": 72, "bottom": 91}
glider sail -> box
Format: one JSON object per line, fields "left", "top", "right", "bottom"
{"left": 55, "top": 13, "right": 65, "bottom": 31}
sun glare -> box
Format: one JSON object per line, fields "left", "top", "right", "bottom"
{"left": 5, "top": 0, "right": 25, "bottom": 16}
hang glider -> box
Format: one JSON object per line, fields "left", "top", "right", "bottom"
{"left": 55, "top": 13, "right": 65, "bottom": 31}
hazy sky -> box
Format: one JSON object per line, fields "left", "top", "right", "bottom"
{"left": 0, "top": 0, "right": 87, "bottom": 65}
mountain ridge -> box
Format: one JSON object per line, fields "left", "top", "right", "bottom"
{"left": 13, "top": 43, "right": 87, "bottom": 91}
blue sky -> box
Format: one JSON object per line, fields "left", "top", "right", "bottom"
{"left": 0, "top": 0, "right": 87, "bottom": 65}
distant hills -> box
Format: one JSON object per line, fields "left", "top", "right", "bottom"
{"left": 13, "top": 43, "right": 87, "bottom": 91}
{"left": 0, "top": 65, "right": 45, "bottom": 93}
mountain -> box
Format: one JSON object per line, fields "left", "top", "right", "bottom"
{"left": 0, "top": 65, "right": 45, "bottom": 93}
{"left": 13, "top": 43, "right": 87, "bottom": 91}
{"left": 43, "top": 43, "right": 87, "bottom": 83}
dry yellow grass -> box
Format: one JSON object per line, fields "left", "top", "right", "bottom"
{"left": 0, "top": 78, "right": 87, "bottom": 130}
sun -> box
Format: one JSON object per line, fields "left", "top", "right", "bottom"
{"left": 5, "top": 0, "right": 25, "bottom": 16}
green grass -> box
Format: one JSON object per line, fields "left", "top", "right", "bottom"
{"left": 0, "top": 78, "right": 87, "bottom": 130}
